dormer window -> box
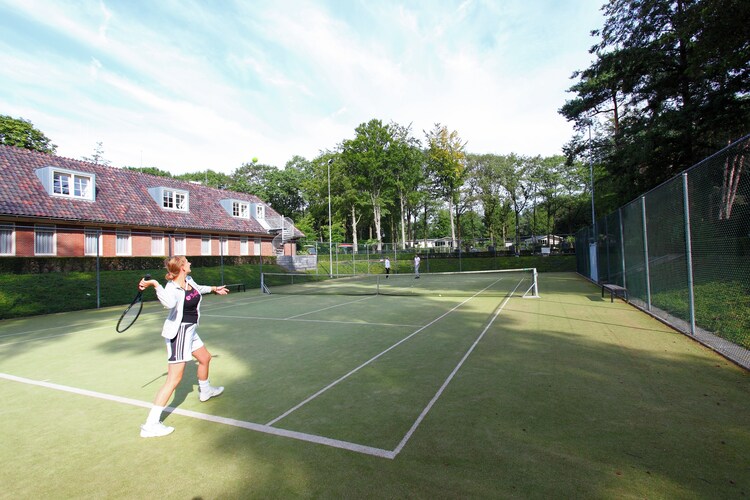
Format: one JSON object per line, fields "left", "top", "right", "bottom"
{"left": 148, "top": 187, "right": 189, "bottom": 212}
{"left": 233, "top": 201, "right": 249, "bottom": 218}
{"left": 254, "top": 204, "right": 265, "bottom": 219}
{"left": 36, "top": 166, "right": 95, "bottom": 201}
{"left": 219, "top": 199, "right": 250, "bottom": 219}
{"left": 163, "top": 189, "right": 187, "bottom": 210}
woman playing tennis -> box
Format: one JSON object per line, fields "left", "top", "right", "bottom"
{"left": 137, "top": 255, "right": 229, "bottom": 438}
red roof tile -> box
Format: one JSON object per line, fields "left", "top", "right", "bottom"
{"left": 0, "top": 145, "right": 301, "bottom": 237}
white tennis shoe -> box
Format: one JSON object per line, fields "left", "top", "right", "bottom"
{"left": 140, "top": 421, "right": 174, "bottom": 438}
{"left": 199, "top": 385, "right": 224, "bottom": 402}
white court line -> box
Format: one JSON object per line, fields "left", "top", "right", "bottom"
{"left": 284, "top": 295, "right": 375, "bottom": 320}
{"left": 0, "top": 324, "right": 119, "bottom": 347}
{"left": 265, "top": 279, "right": 503, "bottom": 427}
{"left": 202, "top": 314, "right": 420, "bottom": 328}
{"left": 0, "top": 320, "right": 110, "bottom": 340}
{"left": 391, "top": 279, "right": 522, "bottom": 456}
{"left": 0, "top": 372, "right": 394, "bottom": 459}
{"left": 1, "top": 276, "right": 523, "bottom": 459}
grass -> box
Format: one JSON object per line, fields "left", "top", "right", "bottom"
{"left": 649, "top": 279, "right": 750, "bottom": 349}
{"left": 0, "top": 272, "right": 748, "bottom": 498}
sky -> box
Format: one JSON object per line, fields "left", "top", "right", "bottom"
{"left": 0, "top": 0, "right": 604, "bottom": 175}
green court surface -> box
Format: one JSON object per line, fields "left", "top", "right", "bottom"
{"left": 0, "top": 272, "right": 748, "bottom": 498}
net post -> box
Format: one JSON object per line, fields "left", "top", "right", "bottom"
{"left": 261, "top": 272, "right": 271, "bottom": 294}
{"left": 522, "top": 267, "right": 540, "bottom": 299}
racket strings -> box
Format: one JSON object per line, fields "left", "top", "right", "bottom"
{"left": 116, "top": 300, "right": 142, "bottom": 332}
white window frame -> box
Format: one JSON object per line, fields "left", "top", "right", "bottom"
{"left": 201, "top": 235, "right": 212, "bottom": 256}
{"left": 232, "top": 201, "right": 250, "bottom": 218}
{"left": 151, "top": 232, "right": 165, "bottom": 256}
{"left": 254, "top": 204, "right": 266, "bottom": 220}
{"left": 35, "top": 166, "right": 95, "bottom": 201}
{"left": 254, "top": 238, "right": 261, "bottom": 256}
{"left": 116, "top": 230, "right": 132, "bottom": 256}
{"left": 147, "top": 187, "right": 189, "bottom": 212}
{"left": 84, "top": 228, "right": 101, "bottom": 256}
{"left": 240, "top": 236, "right": 249, "bottom": 256}
{"left": 173, "top": 233, "right": 186, "bottom": 255}
{"left": 0, "top": 224, "right": 15, "bottom": 255}
{"left": 162, "top": 189, "right": 188, "bottom": 211}
{"left": 220, "top": 236, "right": 229, "bottom": 256}
{"left": 34, "top": 225, "right": 56, "bottom": 256}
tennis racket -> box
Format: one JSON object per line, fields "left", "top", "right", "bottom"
{"left": 115, "top": 274, "right": 151, "bottom": 333}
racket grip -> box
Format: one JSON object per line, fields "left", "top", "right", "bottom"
{"left": 144, "top": 274, "right": 152, "bottom": 280}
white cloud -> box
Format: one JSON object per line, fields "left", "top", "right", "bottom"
{"left": 0, "top": 0, "right": 604, "bottom": 173}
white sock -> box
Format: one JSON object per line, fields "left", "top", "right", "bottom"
{"left": 146, "top": 405, "right": 165, "bottom": 425}
{"left": 198, "top": 379, "right": 210, "bottom": 391}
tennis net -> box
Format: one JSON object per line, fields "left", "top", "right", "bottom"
{"left": 261, "top": 268, "right": 539, "bottom": 298}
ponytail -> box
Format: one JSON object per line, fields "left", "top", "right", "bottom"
{"left": 165, "top": 255, "right": 186, "bottom": 281}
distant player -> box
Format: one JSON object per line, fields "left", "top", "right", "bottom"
{"left": 414, "top": 255, "right": 421, "bottom": 279}
{"left": 384, "top": 257, "right": 391, "bottom": 278}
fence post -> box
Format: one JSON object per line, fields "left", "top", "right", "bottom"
{"left": 641, "top": 196, "right": 651, "bottom": 311}
{"left": 682, "top": 173, "right": 696, "bottom": 335}
{"left": 96, "top": 228, "right": 101, "bottom": 309}
{"left": 604, "top": 216, "right": 611, "bottom": 282}
{"left": 619, "top": 208, "right": 626, "bottom": 288}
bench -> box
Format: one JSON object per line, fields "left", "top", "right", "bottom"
{"left": 224, "top": 283, "right": 246, "bottom": 293}
{"left": 602, "top": 283, "right": 628, "bottom": 303}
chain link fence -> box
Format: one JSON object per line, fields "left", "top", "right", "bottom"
{"left": 304, "top": 236, "right": 575, "bottom": 276}
{"left": 576, "top": 134, "right": 750, "bottom": 368}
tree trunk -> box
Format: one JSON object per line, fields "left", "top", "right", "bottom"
{"left": 399, "top": 191, "right": 407, "bottom": 250}
{"left": 448, "top": 197, "right": 456, "bottom": 248}
{"left": 720, "top": 143, "right": 746, "bottom": 220}
{"left": 351, "top": 205, "right": 359, "bottom": 252}
{"left": 372, "top": 195, "right": 382, "bottom": 252}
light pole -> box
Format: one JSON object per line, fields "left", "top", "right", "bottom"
{"left": 327, "top": 158, "right": 333, "bottom": 277}
{"left": 588, "top": 118, "right": 599, "bottom": 282}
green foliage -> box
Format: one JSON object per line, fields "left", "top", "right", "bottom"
{"left": 124, "top": 166, "right": 173, "bottom": 178}
{"left": 341, "top": 119, "right": 401, "bottom": 247}
{"left": 176, "top": 170, "right": 232, "bottom": 189}
{"left": 561, "top": 0, "right": 750, "bottom": 207}
{"left": 230, "top": 159, "right": 307, "bottom": 219}
{"left": 0, "top": 114, "right": 56, "bottom": 154}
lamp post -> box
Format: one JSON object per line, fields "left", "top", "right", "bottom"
{"left": 588, "top": 118, "right": 599, "bottom": 283}
{"left": 327, "top": 158, "right": 333, "bottom": 277}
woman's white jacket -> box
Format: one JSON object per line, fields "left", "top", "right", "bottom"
{"left": 155, "top": 276, "right": 212, "bottom": 339}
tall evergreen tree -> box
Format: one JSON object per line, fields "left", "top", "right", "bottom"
{"left": 561, "top": 0, "right": 750, "bottom": 209}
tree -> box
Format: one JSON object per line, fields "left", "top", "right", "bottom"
{"left": 561, "top": 0, "right": 750, "bottom": 208}
{"left": 468, "top": 154, "right": 513, "bottom": 247}
{"left": 81, "top": 141, "right": 111, "bottom": 166}
{"left": 387, "top": 122, "right": 424, "bottom": 249}
{"left": 229, "top": 159, "right": 306, "bottom": 219}
{"left": 0, "top": 115, "right": 56, "bottom": 154}
{"left": 125, "top": 166, "right": 173, "bottom": 178}
{"left": 498, "top": 154, "right": 533, "bottom": 253}
{"left": 424, "top": 124, "right": 467, "bottom": 247}
{"left": 341, "top": 119, "right": 398, "bottom": 252}
{"left": 177, "top": 170, "right": 232, "bottom": 189}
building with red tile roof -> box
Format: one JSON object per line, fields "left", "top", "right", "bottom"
{"left": 0, "top": 145, "right": 302, "bottom": 258}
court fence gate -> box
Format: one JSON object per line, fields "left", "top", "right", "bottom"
{"left": 575, "top": 134, "right": 750, "bottom": 369}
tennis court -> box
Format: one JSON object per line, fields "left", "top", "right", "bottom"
{"left": 1, "top": 271, "right": 748, "bottom": 498}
